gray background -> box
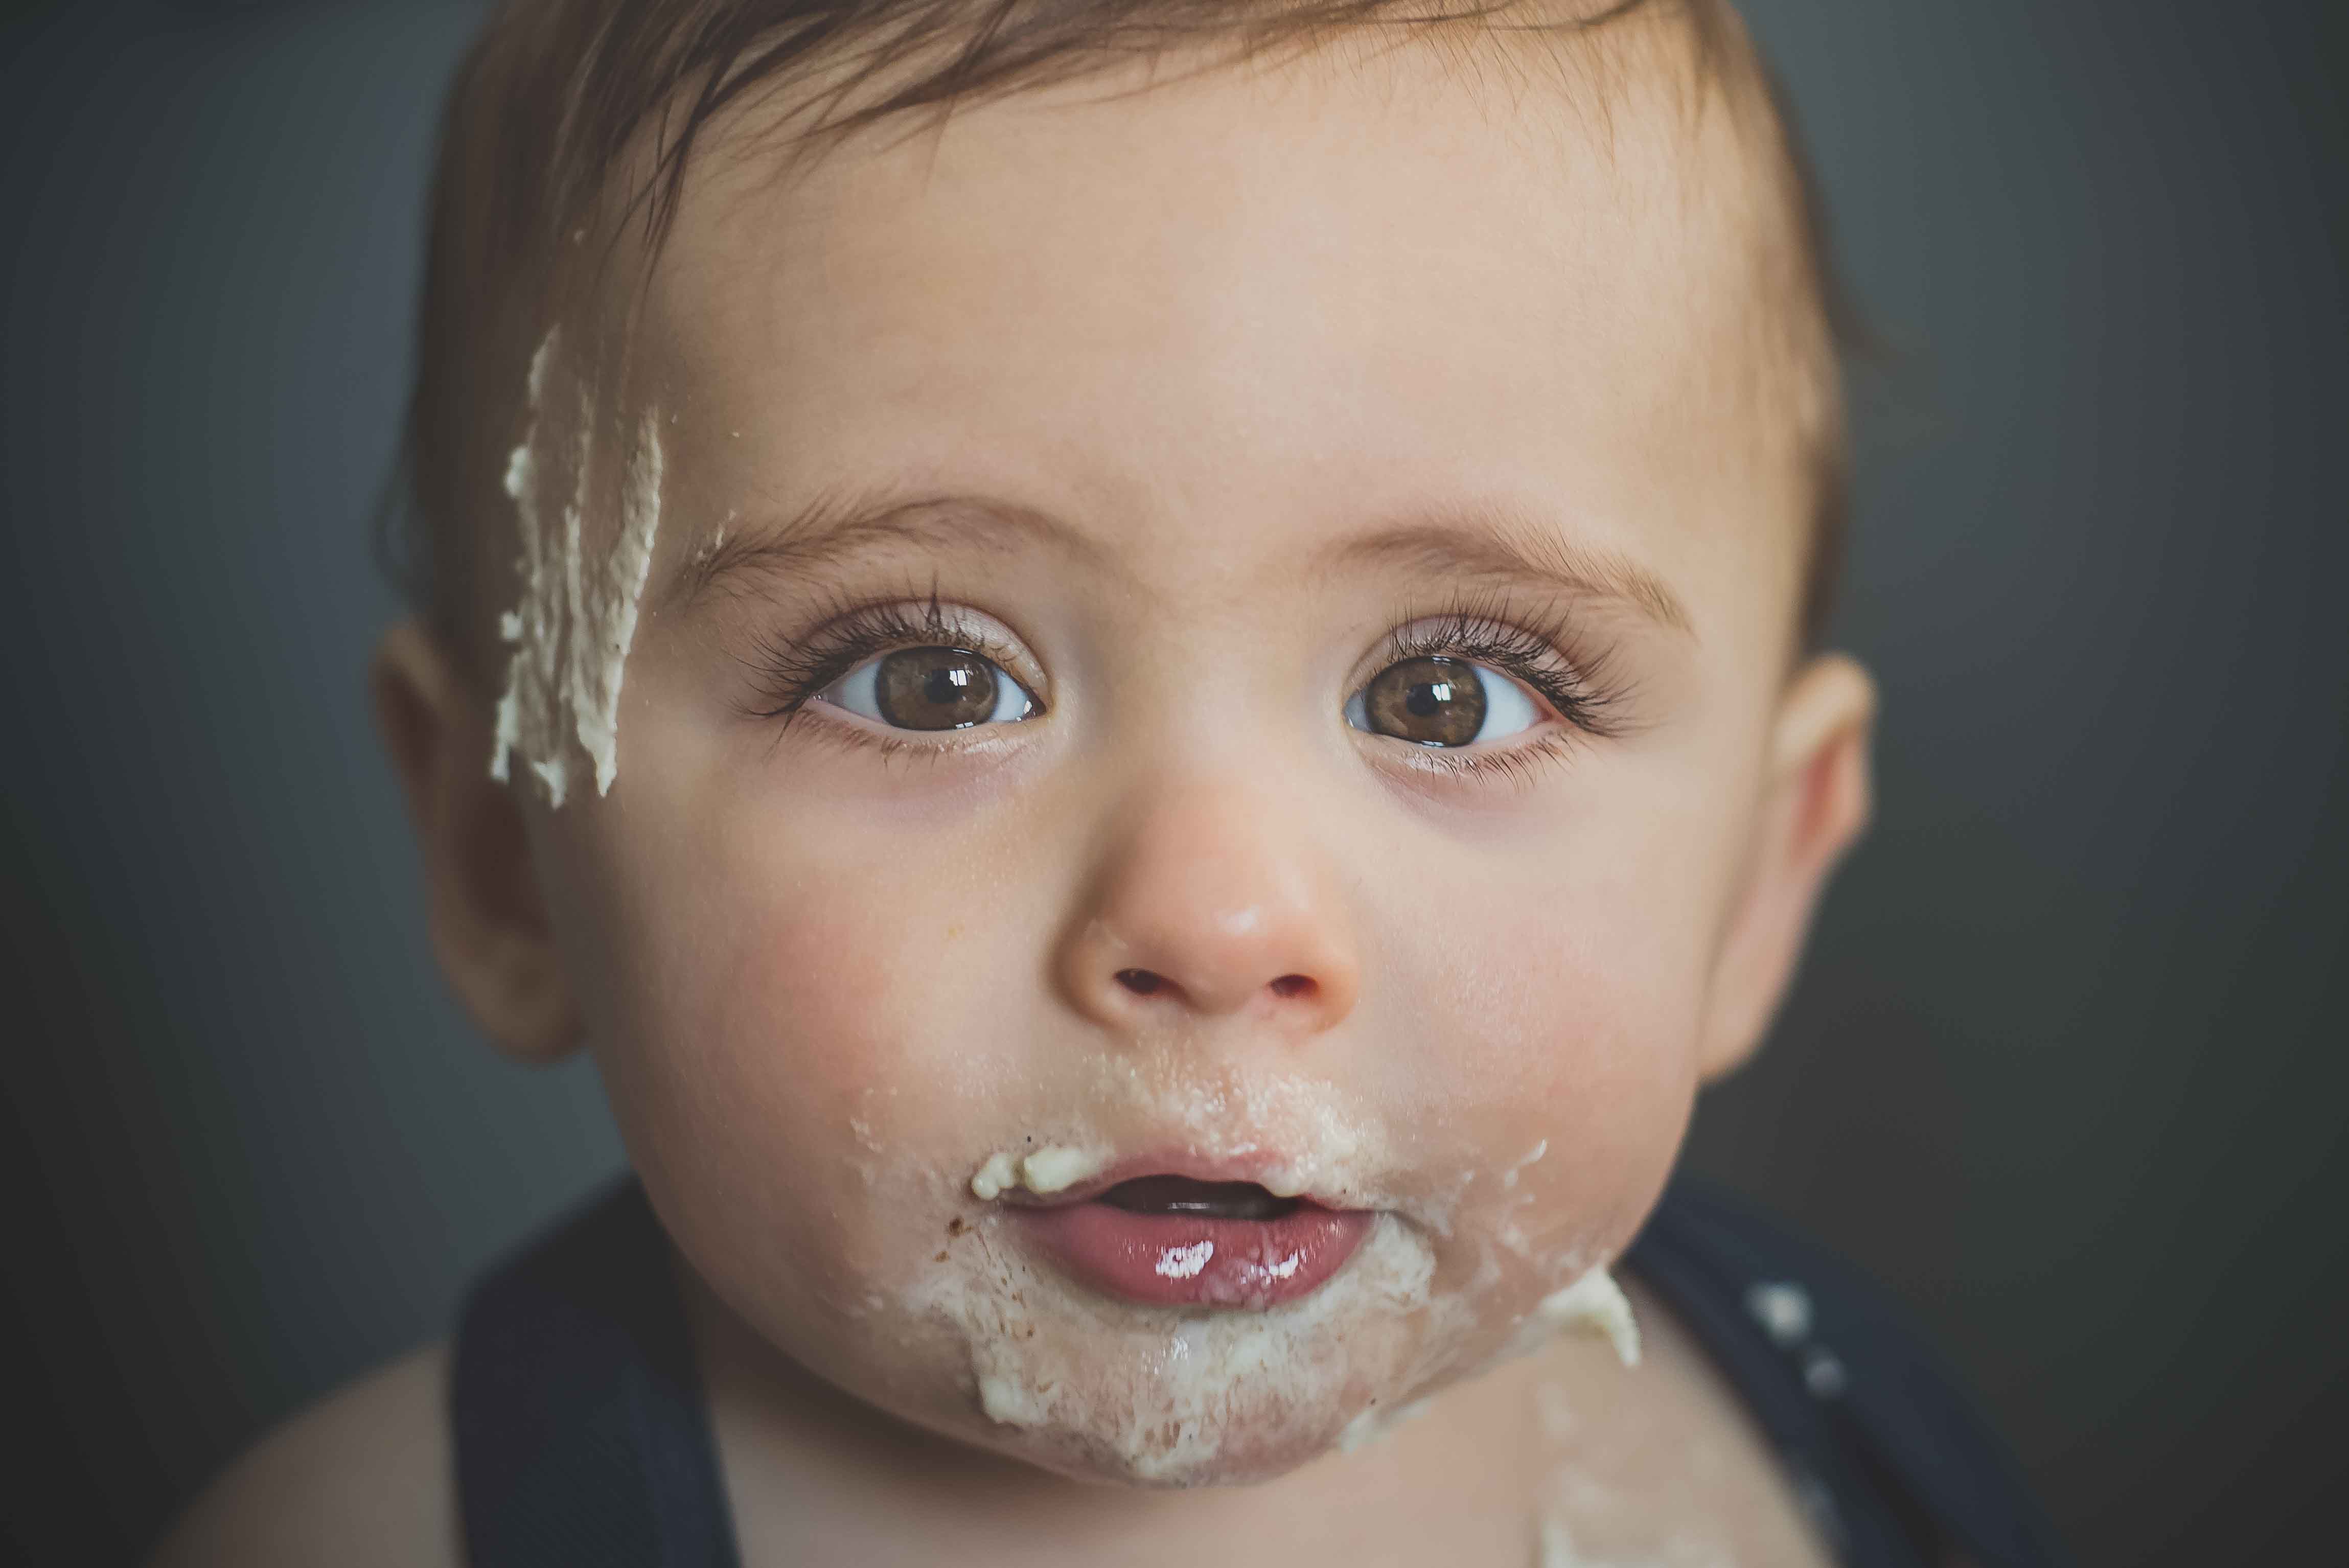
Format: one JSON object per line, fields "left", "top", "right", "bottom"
{"left": 3, "top": 1, "right": 2342, "bottom": 1563}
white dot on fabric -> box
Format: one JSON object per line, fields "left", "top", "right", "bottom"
{"left": 1744, "top": 1279, "right": 1814, "bottom": 1347}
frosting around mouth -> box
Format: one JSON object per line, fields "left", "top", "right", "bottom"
{"left": 969, "top": 1145, "right": 1108, "bottom": 1201}
{"left": 908, "top": 1206, "right": 1445, "bottom": 1485}
{"left": 918, "top": 1089, "right": 1632, "bottom": 1486}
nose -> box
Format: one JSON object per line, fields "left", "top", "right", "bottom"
{"left": 1055, "top": 778, "right": 1361, "bottom": 1041}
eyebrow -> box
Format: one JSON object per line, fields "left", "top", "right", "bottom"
{"left": 670, "top": 487, "right": 1691, "bottom": 637}
{"left": 664, "top": 486, "right": 1107, "bottom": 610}
{"left": 1323, "top": 508, "right": 1694, "bottom": 637}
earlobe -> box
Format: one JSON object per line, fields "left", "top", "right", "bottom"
{"left": 370, "top": 621, "right": 583, "bottom": 1064}
{"left": 1696, "top": 652, "right": 1877, "bottom": 1082}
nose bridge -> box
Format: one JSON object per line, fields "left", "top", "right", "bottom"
{"left": 1056, "top": 770, "right": 1361, "bottom": 1039}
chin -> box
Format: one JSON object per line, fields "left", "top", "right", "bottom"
{"left": 1011, "top": 1416, "right": 1352, "bottom": 1490}
{"left": 893, "top": 1208, "right": 1472, "bottom": 1489}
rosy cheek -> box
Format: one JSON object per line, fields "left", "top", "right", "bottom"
{"left": 1399, "top": 862, "right": 1686, "bottom": 1078}
{"left": 592, "top": 851, "right": 957, "bottom": 1303}
{"left": 1386, "top": 863, "right": 1699, "bottom": 1254}
{"left": 642, "top": 824, "right": 1000, "bottom": 1167}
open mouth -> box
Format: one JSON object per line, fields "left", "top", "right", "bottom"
{"left": 1097, "top": 1176, "right": 1305, "bottom": 1220}
{"left": 1010, "top": 1173, "right": 1374, "bottom": 1309}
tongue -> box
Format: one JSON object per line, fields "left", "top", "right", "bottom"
{"left": 1097, "top": 1176, "right": 1301, "bottom": 1220}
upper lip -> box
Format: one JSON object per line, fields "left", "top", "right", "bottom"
{"left": 998, "top": 1149, "right": 1359, "bottom": 1212}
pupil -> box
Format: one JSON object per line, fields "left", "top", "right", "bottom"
{"left": 1364, "top": 656, "right": 1484, "bottom": 747}
{"left": 1406, "top": 682, "right": 1450, "bottom": 717}
{"left": 877, "top": 646, "right": 998, "bottom": 730}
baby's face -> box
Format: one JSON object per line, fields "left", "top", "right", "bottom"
{"left": 517, "top": 34, "right": 1843, "bottom": 1487}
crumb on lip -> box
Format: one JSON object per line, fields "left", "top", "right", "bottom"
{"left": 969, "top": 1144, "right": 1107, "bottom": 1202}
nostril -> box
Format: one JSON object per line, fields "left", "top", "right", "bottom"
{"left": 1269, "top": 974, "right": 1317, "bottom": 999}
{"left": 1115, "top": 968, "right": 1165, "bottom": 996}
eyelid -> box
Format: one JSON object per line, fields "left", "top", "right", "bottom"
{"left": 1349, "top": 597, "right": 1634, "bottom": 747}
{"left": 1369, "top": 726, "right": 1585, "bottom": 791}
{"left": 736, "top": 592, "right": 1052, "bottom": 732}
{"left": 881, "top": 608, "right": 1047, "bottom": 698}
{"left": 1351, "top": 613, "right": 1571, "bottom": 712}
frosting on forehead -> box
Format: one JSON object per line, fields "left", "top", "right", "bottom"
{"left": 489, "top": 326, "right": 666, "bottom": 804}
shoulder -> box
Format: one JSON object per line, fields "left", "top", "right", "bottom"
{"left": 146, "top": 1340, "right": 460, "bottom": 1568}
{"left": 1512, "top": 1272, "right": 1844, "bottom": 1567}
{"left": 1629, "top": 1181, "right": 2070, "bottom": 1568}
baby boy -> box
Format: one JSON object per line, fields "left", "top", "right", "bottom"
{"left": 153, "top": 2, "right": 2056, "bottom": 1564}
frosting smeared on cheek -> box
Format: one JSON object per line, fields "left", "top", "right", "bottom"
{"left": 490, "top": 326, "right": 666, "bottom": 804}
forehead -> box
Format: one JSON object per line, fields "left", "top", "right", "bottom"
{"left": 628, "top": 33, "right": 1799, "bottom": 633}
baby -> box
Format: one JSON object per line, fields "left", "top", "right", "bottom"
{"left": 154, "top": 2, "right": 2062, "bottom": 1565}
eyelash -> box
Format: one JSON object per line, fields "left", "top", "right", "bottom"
{"left": 1366, "top": 589, "right": 1632, "bottom": 786}
{"left": 737, "top": 587, "right": 1021, "bottom": 733}
{"left": 736, "top": 586, "right": 1633, "bottom": 785}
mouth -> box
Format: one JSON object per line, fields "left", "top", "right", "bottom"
{"left": 1006, "top": 1171, "right": 1376, "bottom": 1309}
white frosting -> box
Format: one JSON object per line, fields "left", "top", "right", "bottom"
{"left": 910, "top": 1208, "right": 1443, "bottom": 1486}
{"left": 916, "top": 1069, "right": 1632, "bottom": 1486}
{"left": 574, "top": 408, "right": 663, "bottom": 794}
{"left": 1017, "top": 1144, "right": 1104, "bottom": 1195}
{"left": 488, "top": 326, "right": 665, "bottom": 804}
{"left": 1535, "top": 1266, "right": 1642, "bottom": 1369}
{"left": 968, "top": 1144, "right": 1107, "bottom": 1201}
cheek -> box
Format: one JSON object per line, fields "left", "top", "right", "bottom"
{"left": 1370, "top": 800, "right": 1723, "bottom": 1255}
{"left": 559, "top": 778, "right": 1033, "bottom": 1313}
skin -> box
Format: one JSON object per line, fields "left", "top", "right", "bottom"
{"left": 158, "top": 18, "right": 1884, "bottom": 1568}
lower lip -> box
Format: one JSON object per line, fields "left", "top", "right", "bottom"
{"left": 1012, "top": 1201, "right": 1375, "bottom": 1308}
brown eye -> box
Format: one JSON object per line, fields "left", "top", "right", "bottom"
{"left": 1358, "top": 656, "right": 1486, "bottom": 746}
{"left": 1347, "top": 654, "right": 1540, "bottom": 748}
{"left": 868, "top": 646, "right": 1011, "bottom": 730}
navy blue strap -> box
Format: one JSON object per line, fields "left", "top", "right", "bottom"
{"left": 449, "top": 1177, "right": 743, "bottom": 1568}
{"left": 1625, "top": 1183, "right": 2071, "bottom": 1568}
{"left": 449, "top": 1173, "right": 2060, "bottom": 1568}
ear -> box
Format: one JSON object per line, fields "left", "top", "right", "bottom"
{"left": 371, "top": 621, "right": 583, "bottom": 1063}
{"left": 1695, "top": 652, "right": 1877, "bottom": 1082}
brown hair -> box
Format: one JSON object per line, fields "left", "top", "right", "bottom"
{"left": 383, "top": 0, "right": 1858, "bottom": 678}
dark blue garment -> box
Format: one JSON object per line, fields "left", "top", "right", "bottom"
{"left": 1621, "top": 1184, "right": 2069, "bottom": 1568}
{"left": 450, "top": 1175, "right": 2068, "bottom": 1568}
{"left": 449, "top": 1179, "right": 741, "bottom": 1568}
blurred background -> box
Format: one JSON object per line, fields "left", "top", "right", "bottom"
{"left": 2, "top": 1, "right": 2341, "bottom": 1562}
